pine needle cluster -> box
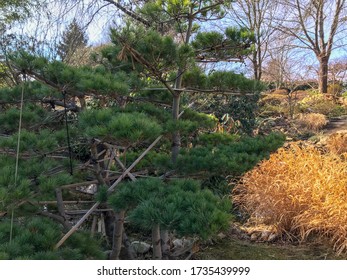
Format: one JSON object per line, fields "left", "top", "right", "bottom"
{"left": 177, "top": 132, "right": 285, "bottom": 176}
{"left": 0, "top": 217, "right": 106, "bottom": 260}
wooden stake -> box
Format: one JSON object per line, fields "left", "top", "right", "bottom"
{"left": 54, "top": 135, "right": 162, "bottom": 249}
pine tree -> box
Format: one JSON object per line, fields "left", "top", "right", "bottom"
{"left": 0, "top": 0, "right": 286, "bottom": 260}
{"left": 57, "top": 19, "right": 88, "bottom": 62}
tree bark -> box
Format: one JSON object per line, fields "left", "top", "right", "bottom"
{"left": 318, "top": 56, "right": 329, "bottom": 94}
{"left": 122, "top": 231, "right": 136, "bottom": 260}
{"left": 110, "top": 210, "right": 125, "bottom": 260}
{"left": 152, "top": 224, "right": 162, "bottom": 260}
{"left": 160, "top": 229, "right": 170, "bottom": 259}
{"left": 55, "top": 187, "right": 67, "bottom": 221}
{"left": 171, "top": 93, "right": 181, "bottom": 163}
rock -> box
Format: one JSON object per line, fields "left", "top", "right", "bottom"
{"left": 250, "top": 232, "right": 259, "bottom": 241}
{"left": 172, "top": 239, "right": 184, "bottom": 248}
{"left": 260, "top": 230, "right": 271, "bottom": 241}
{"left": 217, "top": 232, "right": 227, "bottom": 239}
{"left": 267, "top": 233, "right": 278, "bottom": 242}
{"left": 173, "top": 238, "right": 194, "bottom": 249}
{"left": 130, "top": 241, "right": 151, "bottom": 254}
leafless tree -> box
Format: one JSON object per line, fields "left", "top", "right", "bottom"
{"left": 227, "top": 0, "right": 279, "bottom": 80}
{"left": 275, "top": 0, "right": 347, "bottom": 94}
{"left": 329, "top": 57, "right": 347, "bottom": 85}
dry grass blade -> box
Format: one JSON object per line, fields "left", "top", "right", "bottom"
{"left": 326, "top": 131, "right": 347, "bottom": 155}
{"left": 233, "top": 143, "right": 347, "bottom": 254}
{"left": 296, "top": 113, "right": 328, "bottom": 131}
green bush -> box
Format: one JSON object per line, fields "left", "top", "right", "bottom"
{"left": 298, "top": 93, "right": 345, "bottom": 117}
{"left": 0, "top": 217, "right": 106, "bottom": 260}
{"left": 108, "top": 178, "right": 231, "bottom": 239}
{"left": 176, "top": 132, "right": 285, "bottom": 176}
{"left": 79, "top": 110, "right": 163, "bottom": 144}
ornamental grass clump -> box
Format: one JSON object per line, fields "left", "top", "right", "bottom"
{"left": 297, "top": 113, "right": 328, "bottom": 131}
{"left": 233, "top": 143, "right": 347, "bottom": 255}
{"left": 326, "top": 131, "right": 347, "bottom": 156}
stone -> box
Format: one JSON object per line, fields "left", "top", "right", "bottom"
{"left": 130, "top": 241, "right": 151, "bottom": 254}
{"left": 250, "top": 232, "right": 259, "bottom": 241}
{"left": 260, "top": 230, "right": 271, "bottom": 241}
{"left": 267, "top": 233, "right": 278, "bottom": 242}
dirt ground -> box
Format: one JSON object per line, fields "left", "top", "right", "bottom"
{"left": 194, "top": 229, "right": 346, "bottom": 260}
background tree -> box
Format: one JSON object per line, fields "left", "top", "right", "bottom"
{"left": 275, "top": 0, "right": 347, "bottom": 94}
{"left": 228, "top": 0, "right": 279, "bottom": 80}
{"left": 57, "top": 19, "right": 88, "bottom": 63}
{"left": 0, "top": 0, "right": 32, "bottom": 26}
{"left": 108, "top": 0, "right": 257, "bottom": 161}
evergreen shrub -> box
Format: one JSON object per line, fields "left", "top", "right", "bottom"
{"left": 0, "top": 217, "right": 106, "bottom": 259}
{"left": 108, "top": 178, "right": 231, "bottom": 240}
{"left": 298, "top": 94, "right": 345, "bottom": 117}
{"left": 177, "top": 132, "right": 285, "bottom": 176}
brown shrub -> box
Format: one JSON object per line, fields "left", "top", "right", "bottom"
{"left": 233, "top": 143, "right": 347, "bottom": 254}
{"left": 326, "top": 131, "right": 347, "bottom": 155}
{"left": 259, "top": 93, "right": 288, "bottom": 106}
{"left": 296, "top": 113, "right": 328, "bottom": 131}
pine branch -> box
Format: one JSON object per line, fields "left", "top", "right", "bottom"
{"left": 115, "top": 35, "right": 176, "bottom": 96}
{"left": 39, "top": 210, "right": 72, "bottom": 230}
{"left": 103, "top": 0, "right": 151, "bottom": 27}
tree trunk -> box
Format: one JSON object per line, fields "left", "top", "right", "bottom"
{"left": 252, "top": 51, "right": 261, "bottom": 81}
{"left": 171, "top": 93, "right": 181, "bottom": 163}
{"left": 110, "top": 210, "right": 125, "bottom": 260}
{"left": 170, "top": 15, "right": 193, "bottom": 163}
{"left": 78, "top": 96, "right": 86, "bottom": 110}
{"left": 55, "top": 187, "right": 66, "bottom": 221}
{"left": 152, "top": 224, "right": 162, "bottom": 260}
{"left": 160, "top": 229, "right": 170, "bottom": 259}
{"left": 318, "top": 56, "right": 329, "bottom": 94}
{"left": 122, "top": 231, "right": 136, "bottom": 260}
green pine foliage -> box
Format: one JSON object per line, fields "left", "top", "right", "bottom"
{"left": 110, "top": 25, "right": 178, "bottom": 71}
{"left": 207, "top": 71, "right": 264, "bottom": 92}
{"left": 108, "top": 178, "right": 231, "bottom": 239}
{"left": 0, "top": 129, "right": 65, "bottom": 152}
{"left": 79, "top": 109, "right": 163, "bottom": 144}
{"left": 9, "top": 52, "right": 130, "bottom": 96}
{"left": 0, "top": 0, "right": 286, "bottom": 259}
{"left": 118, "top": 150, "right": 172, "bottom": 174}
{"left": 195, "top": 132, "right": 241, "bottom": 146}
{"left": 176, "top": 132, "right": 286, "bottom": 176}
{"left": 0, "top": 81, "right": 60, "bottom": 103}
{"left": 192, "top": 27, "right": 254, "bottom": 62}
{"left": 0, "top": 154, "right": 74, "bottom": 209}
{"left": 116, "top": 102, "right": 172, "bottom": 123}
{"left": 0, "top": 217, "right": 106, "bottom": 260}
{"left": 57, "top": 19, "right": 88, "bottom": 62}
{"left": 182, "top": 68, "right": 264, "bottom": 92}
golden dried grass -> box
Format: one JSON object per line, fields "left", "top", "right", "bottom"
{"left": 326, "top": 131, "right": 347, "bottom": 155}
{"left": 233, "top": 143, "right": 347, "bottom": 254}
{"left": 297, "top": 113, "right": 328, "bottom": 131}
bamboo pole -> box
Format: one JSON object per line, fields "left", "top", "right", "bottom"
{"left": 54, "top": 135, "right": 162, "bottom": 249}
